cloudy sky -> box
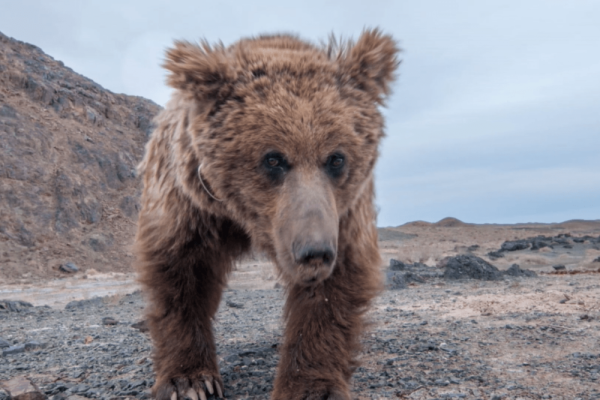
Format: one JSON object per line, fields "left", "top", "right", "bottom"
{"left": 2, "top": 1, "right": 599, "bottom": 226}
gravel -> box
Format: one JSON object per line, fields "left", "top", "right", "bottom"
{"left": 1, "top": 275, "right": 599, "bottom": 400}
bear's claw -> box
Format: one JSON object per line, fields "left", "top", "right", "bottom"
{"left": 156, "top": 374, "right": 223, "bottom": 400}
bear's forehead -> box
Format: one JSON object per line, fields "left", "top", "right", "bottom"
{"left": 230, "top": 36, "right": 338, "bottom": 86}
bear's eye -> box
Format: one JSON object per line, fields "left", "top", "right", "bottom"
{"left": 262, "top": 151, "right": 290, "bottom": 183}
{"left": 325, "top": 153, "right": 346, "bottom": 179}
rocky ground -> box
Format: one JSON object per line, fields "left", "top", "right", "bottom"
{"left": 2, "top": 240, "right": 600, "bottom": 400}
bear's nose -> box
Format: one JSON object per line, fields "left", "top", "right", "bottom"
{"left": 295, "top": 244, "right": 336, "bottom": 267}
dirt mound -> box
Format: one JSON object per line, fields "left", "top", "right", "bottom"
{"left": 0, "top": 32, "right": 161, "bottom": 283}
{"left": 400, "top": 217, "right": 469, "bottom": 228}
{"left": 554, "top": 219, "right": 600, "bottom": 232}
{"left": 401, "top": 220, "right": 433, "bottom": 228}
{"left": 434, "top": 217, "right": 469, "bottom": 227}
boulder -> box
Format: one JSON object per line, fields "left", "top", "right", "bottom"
{"left": 501, "top": 240, "right": 530, "bottom": 251}
{"left": 443, "top": 255, "right": 503, "bottom": 281}
{"left": 504, "top": 264, "right": 537, "bottom": 278}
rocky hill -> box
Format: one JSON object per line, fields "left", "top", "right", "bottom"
{"left": 0, "top": 32, "right": 161, "bottom": 282}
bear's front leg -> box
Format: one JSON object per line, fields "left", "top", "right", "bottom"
{"left": 272, "top": 253, "right": 381, "bottom": 400}
{"left": 141, "top": 238, "right": 226, "bottom": 400}
{"left": 136, "top": 211, "right": 247, "bottom": 400}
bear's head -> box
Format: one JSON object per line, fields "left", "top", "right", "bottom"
{"left": 163, "top": 30, "right": 399, "bottom": 285}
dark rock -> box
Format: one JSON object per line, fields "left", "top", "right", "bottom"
{"left": 226, "top": 301, "right": 244, "bottom": 309}
{"left": 531, "top": 241, "right": 552, "bottom": 251}
{"left": 0, "top": 299, "right": 34, "bottom": 312}
{"left": 487, "top": 251, "right": 504, "bottom": 259}
{"left": 3, "top": 344, "right": 26, "bottom": 355}
{"left": 593, "top": 257, "right": 600, "bottom": 263}
{"left": 504, "top": 264, "right": 537, "bottom": 278}
{"left": 59, "top": 262, "right": 78, "bottom": 273}
{"left": 467, "top": 245, "right": 480, "bottom": 252}
{"left": 0, "top": 337, "right": 10, "bottom": 348}
{"left": 552, "top": 237, "right": 569, "bottom": 245}
{"left": 102, "top": 317, "right": 118, "bottom": 326}
{"left": 24, "top": 341, "right": 47, "bottom": 351}
{"left": 389, "top": 259, "right": 406, "bottom": 271}
{"left": 501, "top": 240, "right": 530, "bottom": 251}
{"left": 552, "top": 265, "right": 566, "bottom": 271}
{"left": 443, "top": 255, "right": 503, "bottom": 281}
{"left": 131, "top": 320, "right": 149, "bottom": 332}
{"left": 385, "top": 271, "right": 407, "bottom": 290}
{"left": 65, "top": 297, "right": 104, "bottom": 310}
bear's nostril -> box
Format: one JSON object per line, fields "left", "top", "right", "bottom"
{"left": 296, "top": 245, "right": 336, "bottom": 266}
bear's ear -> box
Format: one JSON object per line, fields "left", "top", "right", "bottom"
{"left": 163, "top": 40, "right": 235, "bottom": 100}
{"left": 336, "top": 29, "right": 400, "bottom": 104}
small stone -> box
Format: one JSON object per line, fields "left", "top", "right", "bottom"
{"left": 3, "top": 344, "right": 26, "bottom": 355}
{"left": 504, "top": 264, "right": 537, "bottom": 278}
{"left": 0, "top": 337, "right": 10, "bottom": 348}
{"left": 131, "top": 320, "right": 149, "bottom": 332}
{"left": 0, "top": 300, "right": 34, "bottom": 312}
{"left": 59, "top": 262, "right": 78, "bottom": 273}
{"left": 64, "top": 297, "right": 103, "bottom": 310}
{"left": 226, "top": 301, "right": 244, "bottom": 309}
{"left": 487, "top": 251, "right": 504, "bottom": 259}
{"left": 553, "top": 265, "right": 566, "bottom": 271}
{"left": 0, "top": 376, "right": 46, "bottom": 400}
{"left": 102, "top": 317, "right": 118, "bottom": 326}
{"left": 24, "top": 341, "right": 47, "bottom": 351}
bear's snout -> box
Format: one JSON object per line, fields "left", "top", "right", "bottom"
{"left": 293, "top": 240, "right": 337, "bottom": 284}
{"left": 274, "top": 171, "right": 339, "bottom": 285}
{"left": 294, "top": 243, "right": 335, "bottom": 267}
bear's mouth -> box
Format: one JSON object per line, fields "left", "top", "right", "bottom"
{"left": 295, "top": 260, "right": 337, "bottom": 286}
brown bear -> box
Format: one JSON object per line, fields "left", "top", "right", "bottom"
{"left": 134, "top": 29, "right": 400, "bottom": 400}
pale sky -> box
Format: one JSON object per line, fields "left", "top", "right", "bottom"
{"left": 2, "top": 0, "right": 599, "bottom": 226}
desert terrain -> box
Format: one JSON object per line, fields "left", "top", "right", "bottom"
{"left": 2, "top": 30, "right": 600, "bottom": 400}
{"left": 2, "top": 219, "right": 600, "bottom": 400}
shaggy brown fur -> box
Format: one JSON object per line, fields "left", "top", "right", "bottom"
{"left": 135, "top": 29, "right": 400, "bottom": 400}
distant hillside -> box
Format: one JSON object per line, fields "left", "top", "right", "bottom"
{"left": 0, "top": 32, "right": 161, "bottom": 282}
